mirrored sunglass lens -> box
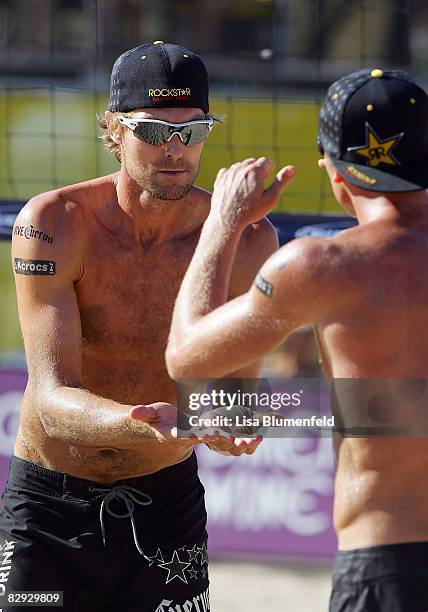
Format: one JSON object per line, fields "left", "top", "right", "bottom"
{"left": 176, "top": 124, "right": 209, "bottom": 145}
{"left": 134, "top": 123, "right": 170, "bottom": 146}
{"left": 161, "top": 124, "right": 209, "bottom": 146}
{"left": 188, "top": 124, "right": 210, "bottom": 145}
{"left": 133, "top": 122, "right": 210, "bottom": 146}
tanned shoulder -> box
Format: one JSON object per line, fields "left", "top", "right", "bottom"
{"left": 254, "top": 235, "right": 360, "bottom": 325}
{"left": 12, "top": 189, "right": 85, "bottom": 282}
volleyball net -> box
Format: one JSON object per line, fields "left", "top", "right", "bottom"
{"left": 0, "top": 0, "right": 424, "bottom": 217}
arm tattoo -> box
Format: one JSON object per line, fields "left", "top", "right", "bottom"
{"left": 254, "top": 273, "right": 273, "bottom": 298}
{"left": 14, "top": 258, "right": 56, "bottom": 276}
{"left": 14, "top": 225, "right": 54, "bottom": 244}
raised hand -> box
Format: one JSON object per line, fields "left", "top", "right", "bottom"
{"left": 211, "top": 157, "right": 296, "bottom": 230}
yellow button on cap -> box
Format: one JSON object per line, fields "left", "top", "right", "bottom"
{"left": 371, "top": 69, "right": 384, "bottom": 78}
{"left": 153, "top": 40, "right": 164, "bottom": 45}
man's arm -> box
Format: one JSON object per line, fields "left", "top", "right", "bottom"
{"left": 224, "top": 217, "right": 279, "bottom": 379}
{"left": 166, "top": 158, "right": 327, "bottom": 379}
{"left": 13, "top": 195, "right": 173, "bottom": 446}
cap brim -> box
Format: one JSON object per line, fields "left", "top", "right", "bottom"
{"left": 331, "top": 156, "right": 428, "bottom": 192}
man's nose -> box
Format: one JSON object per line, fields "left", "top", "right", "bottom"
{"left": 163, "top": 134, "right": 184, "bottom": 160}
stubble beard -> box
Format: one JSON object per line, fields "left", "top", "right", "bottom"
{"left": 125, "top": 156, "right": 200, "bottom": 201}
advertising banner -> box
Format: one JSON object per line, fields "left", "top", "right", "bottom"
{"left": 0, "top": 370, "right": 26, "bottom": 493}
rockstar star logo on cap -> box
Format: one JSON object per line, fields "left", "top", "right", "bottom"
{"left": 158, "top": 550, "right": 190, "bottom": 584}
{"left": 348, "top": 123, "right": 403, "bottom": 168}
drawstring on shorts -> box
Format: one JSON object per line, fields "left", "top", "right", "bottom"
{"left": 89, "top": 485, "right": 152, "bottom": 560}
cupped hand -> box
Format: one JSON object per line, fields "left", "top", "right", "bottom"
{"left": 129, "top": 403, "right": 264, "bottom": 457}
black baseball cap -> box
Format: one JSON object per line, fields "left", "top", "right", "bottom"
{"left": 108, "top": 41, "right": 209, "bottom": 114}
{"left": 318, "top": 68, "right": 428, "bottom": 192}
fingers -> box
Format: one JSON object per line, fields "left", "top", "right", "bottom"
{"left": 214, "top": 158, "right": 257, "bottom": 183}
{"left": 206, "top": 436, "right": 263, "bottom": 456}
{"left": 216, "top": 157, "right": 292, "bottom": 181}
{"left": 215, "top": 158, "right": 268, "bottom": 180}
{"left": 233, "top": 436, "right": 263, "bottom": 455}
{"left": 215, "top": 167, "right": 226, "bottom": 182}
{"left": 253, "top": 157, "right": 275, "bottom": 179}
{"left": 212, "top": 157, "right": 295, "bottom": 221}
{"left": 130, "top": 401, "right": 177, "bottom": 421}
{"left": 170, "top": 427, "right": 204, "bottom": 448}
{"left": 129, "top": 404, "right": 158, "bottom": 422}
{"left": 171, "top": 428, "right": 226, "bottom": 447}
{"left": 238, "top": 157, "right": 273, "bottom": 180}
{"left": 172, "top": 420, "right": 263, "bottom": 455}
{"left": 264, "top": 165, "right": 296, "bottom": 202}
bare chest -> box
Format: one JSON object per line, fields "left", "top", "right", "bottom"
{"left": 79, "top": 252, "right": 189, "bottom": 345}
{"left": 76, "top": 236, "right": 198, "bottom": 402}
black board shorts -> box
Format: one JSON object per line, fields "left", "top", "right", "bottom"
{"left": 0, "top": 453, "right": 210, "bottom": 611}
{"left": 330, "top": 542, "right": 428, "bottom": 612}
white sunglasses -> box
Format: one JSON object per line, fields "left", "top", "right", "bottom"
{"left": 118, "top": 116, "right": 214, "bottom": 146}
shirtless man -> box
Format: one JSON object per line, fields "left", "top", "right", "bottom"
{"left": 0, "top": 42, "right": 275, "bottom": 612}
{"left": 166, "top": 69, "right": 428, "bottom": 611}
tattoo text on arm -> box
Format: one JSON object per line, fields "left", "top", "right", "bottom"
{"left": 14, "top": 225, "right": 54, "bottom": 244}
{"left": 14, "top": 258, "right": 56, "bottom": 276}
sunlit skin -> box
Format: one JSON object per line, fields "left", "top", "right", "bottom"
{"left": 167, "top": 154, "right": 428, "bottom": 550}
{"left": 11, "top": 109, "right": 277, "bottom": 482}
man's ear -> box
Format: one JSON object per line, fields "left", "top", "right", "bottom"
{"left": 108, "top": 115, "right": 123, "bottom": 144}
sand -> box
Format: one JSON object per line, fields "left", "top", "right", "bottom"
{"left": 209, "top": 560, "right": 332, "bottom": 611}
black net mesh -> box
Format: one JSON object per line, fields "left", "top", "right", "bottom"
{"left": 0, "top": 0, "right": 426, "bottom": 212}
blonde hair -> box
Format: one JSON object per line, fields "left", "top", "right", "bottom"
{"left": 97, "top": 110, "right": 224, "bottom": 163}
{"left": 97, "top": 110, "right": 129, "bottom": 163}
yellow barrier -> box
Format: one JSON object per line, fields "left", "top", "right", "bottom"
{"left": 0, "top": 91, "right": 339, "bottom": 212}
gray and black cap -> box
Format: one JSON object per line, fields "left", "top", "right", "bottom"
{"left": 108, "top": 41, "right": 209, "bottom": 114}
{"left": 318, "top": 68, "right": 428, "bottom": 192}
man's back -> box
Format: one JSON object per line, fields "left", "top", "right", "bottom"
{"left": 314, "top": 210, "right": 428, "bottom": 548}
{"left": 318, "top": 214, "right": 428, "bottom": 378}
